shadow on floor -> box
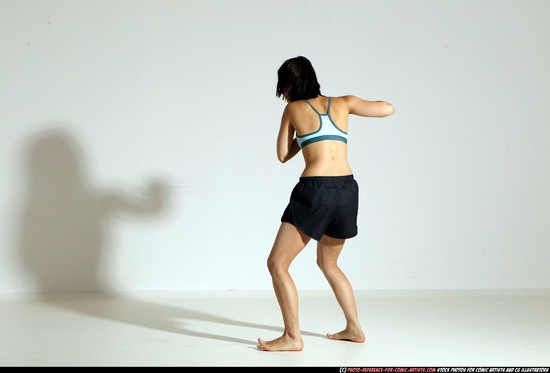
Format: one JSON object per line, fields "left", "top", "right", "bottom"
{"left": 35, "top": 292, "right": 325, "bottom": 346}
{"left": 16, "top": 128, "right": 324, "bottom": 346}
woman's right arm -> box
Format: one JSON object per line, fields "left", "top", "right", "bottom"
{"left": 276, "top": 105, "right": 301, "bottom": 163}
{"left": 343, "top": 95, "right": 395, "bottom": 118}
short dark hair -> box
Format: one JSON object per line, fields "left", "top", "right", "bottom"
{"left": 276, "top": 56, "right": 321, "bottom": 102}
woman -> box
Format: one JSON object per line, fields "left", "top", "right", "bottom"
{"left": 257, "top": 56, "right": 395, "bottom": 352}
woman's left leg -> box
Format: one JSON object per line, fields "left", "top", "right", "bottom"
{"left": 317, "top": 234, "right": 365, "bottom": 343}
{"left": 258, "top": 222, "right": 311, "bottom": 351}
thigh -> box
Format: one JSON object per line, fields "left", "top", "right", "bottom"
{"left": 268, "top": 222, "right": 311, "bottom": 269}
{"left": 316, "top": 234, "right": 346, "bottom": 269}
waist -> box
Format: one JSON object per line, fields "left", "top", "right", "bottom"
{"left": 299, "top": 174, "right": 354, "bottom": 185}
{"left": 300, "top": 162, "right": 353, "bottom": 179}
{"left": 301, "top": 141, "right": 351, "bottom": 176}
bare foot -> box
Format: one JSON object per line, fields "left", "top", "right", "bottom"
{"left": 257, "top": 334, "right": 304, "bottom": 351}
{"left": 327, "top": 328, "right": 365, "bottom": 343}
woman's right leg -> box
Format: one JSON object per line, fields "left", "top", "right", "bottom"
{"left": 258, "top": 222, "right": 310, "bottom": 351}
{"left": 316, "top": 234, "right": 365, "bottom": 343}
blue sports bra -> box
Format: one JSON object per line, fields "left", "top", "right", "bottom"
{"left": 296, "top": 97, "right": 348, "bottom": 148}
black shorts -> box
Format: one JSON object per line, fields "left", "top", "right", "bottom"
{"left": 281, "top": 175, "right": 359, "bottom": 241}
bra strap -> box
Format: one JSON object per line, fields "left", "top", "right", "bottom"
{"left": 304, "top": 98, "right": 331, "bottom": 115}
{"left": 303, "top": 99, "right": 321, "bottom": 115}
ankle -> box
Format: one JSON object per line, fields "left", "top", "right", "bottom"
{"left": 283, "top": 329, "right": 301, "bottom": 340}
{"left": 346, "top": 323, "right": 363, "bottom": 333}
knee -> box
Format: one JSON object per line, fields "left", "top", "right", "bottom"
{"left": 267, "top": 257, "right": 289, "bottom": 277}
{"left": 317, "top": 257, "right": 337, "bottom": 274}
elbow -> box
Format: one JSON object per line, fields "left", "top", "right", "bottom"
{"left": 384, "top": 102, "right": 395, "bottom": 117}
{"left": 277, "top": 146, "right": 294, "bottom": 163}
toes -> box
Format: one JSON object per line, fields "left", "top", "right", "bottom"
{"left": 258, "top": 338, "right": 270, "bottom": 351}
{"left": 327, "top": 330, "right": 366, "bottom": 343}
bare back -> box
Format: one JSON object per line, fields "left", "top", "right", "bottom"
{"left": 289, "top": 96, "right": 352, "bottom": 177}
{"left": 276, "top": 94, "right": 394, "bottom": 175}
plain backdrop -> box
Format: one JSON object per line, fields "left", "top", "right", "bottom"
{"left": 1, "top": 0, "right": 549, "bottom": 293}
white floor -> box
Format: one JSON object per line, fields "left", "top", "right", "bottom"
{"left": 1, "top": 289, "right": 549, "bottom": 367}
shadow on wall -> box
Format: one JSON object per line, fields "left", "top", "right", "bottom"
{"left": 17, "top": 128, "right": 170, "bottom": 292}
{"left": 16, "top": 127, "right": 319, "bottom": 346}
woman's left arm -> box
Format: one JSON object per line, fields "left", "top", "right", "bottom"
{"left": 276, "top": 106, "right": 301, "bottom": 163}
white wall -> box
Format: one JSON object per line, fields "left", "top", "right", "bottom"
{"left": 1, "top": 0, "right": 549, "bottom": 293}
